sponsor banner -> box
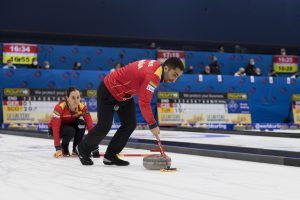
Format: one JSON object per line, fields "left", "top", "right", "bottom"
{"left": 85, "top": 90, "right": 97, "bottom": 97}
{"left": 4, "top": 88, "right": 30, "bottom": 97}
{"left": 180, "top": 92, "right": 227, "bottom": 100}
{"left": 3, "top": 43, "right": 38, "bottom": 64}
{"left": 273, "top": 55, "right": 298, "bottom": 73}
{"left": 292, "top": 94, "right": 300, "bottom": 101}
{"left": 204, "top": 123, "right": 233, "bottom": 130}
{"left": 252, "top": 123, "right": 286, "bottom": 130}
{"left": 227, "top": 93, "right": 248, "bottom": 100}
{"left": 1, "top": 122, "right": 149, "bottom": 131}
{"left": 292, "top": 94, "right": 300, "bottom": 124}
{"left": 157, "top": 92, "right": 180, "bottom": 99}
{"left": 227, "top": 100, "right": 250, "bottom": 114}
{"left": 2, "top": 88, "right": 98, "bottom": 126}
{"left": 157, "top": 92, "right": 251, "bottom": 127}
{"left": 177, "top": 113, "right": 251, "bottom": 125}
{"left": 178, "top": 123, "right": 233, "bottom": 130}
{"left": 1, "top": 123, "right": 51, "bottom": 131}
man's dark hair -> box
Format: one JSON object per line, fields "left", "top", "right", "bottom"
{"left": 162, "top": 57, "right": 184, "bottom": 71}
{"left": 67, "top": 87, "right": 79, "bottom": 97}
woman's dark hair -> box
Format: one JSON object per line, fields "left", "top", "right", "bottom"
{"left": 162, "top": 57, "right": 184, "bottom": 71}
{"left": 67, "top": 87, "right": 79, "bottom": 97}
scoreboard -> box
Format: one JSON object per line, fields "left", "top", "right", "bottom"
{"left": 2, "top": 88, "right": 97, "bottom": 131}
{"left": 273, "top": 55, "right": 298, "bottom": 73}
{"left": 157, "top": 92, "right": 252, "bottom": 128}
{"left": 2, "top": 43, "right": 38, "bottom": 65}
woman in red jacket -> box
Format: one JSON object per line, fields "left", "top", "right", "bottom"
{"left": 48, "top": 87, "right": 94, "bottom": 158}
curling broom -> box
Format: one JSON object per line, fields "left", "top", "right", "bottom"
{"left": 154, "top": 134, "right": 177, "bottom": 172}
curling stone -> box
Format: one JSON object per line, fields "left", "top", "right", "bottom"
{"left": 143, "top": 154, "right": 171, "bottom": 170}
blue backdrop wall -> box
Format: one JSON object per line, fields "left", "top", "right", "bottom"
{"left": 1, "top": 0, "right": 300, "bottom": 46}
{"left": 1, "top": 69, "right": 300, "bottom": 125}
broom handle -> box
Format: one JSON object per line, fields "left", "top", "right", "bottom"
{"left": 154, "top": 134, "right": 170, "bottom": 167}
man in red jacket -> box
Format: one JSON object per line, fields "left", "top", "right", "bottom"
{"left": 48, "top": 87, "right": 93, "bottom": 158}
{"left": 77, "top": 57, "right": 184, "bottom": 166}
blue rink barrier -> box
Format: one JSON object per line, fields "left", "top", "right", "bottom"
{"left": 1, "top": 69, "right": 300, "bottom": 127}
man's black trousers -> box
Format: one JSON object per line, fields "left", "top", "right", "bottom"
{"left": 79, "top": 82, "right": 136, "bottom": 157}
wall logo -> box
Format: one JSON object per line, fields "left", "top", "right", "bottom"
{"left": 228, "top": 100, "right": 239, "bottom": 112}
{"left": 85, "top": 82, "right": 94, "bottom": 90}
{"left": 59, "top": 56, "right": 66, "bottom": 63}
{"left": 143, "top": 51, "right": 150, "bottom": 58}
{"left": 249, "top": 87, "right": 256, "bottom": 94}
{"left": 261, "top": 96, "right": 267, "bottom": 104}
{"left": 5, "top": 70, "right": 15, "bottom": 78}
{"left": 96, "top": 48, "right": 103, "bottom": 56}
{"left": 228, "top": 86, "right": 235, "bottom": 92}
{"left": 84, "top": 57, "right": 91, "bottom": 64}
{"left": 46, "top": 46, "right": 54, "bottom": 54}
{"left": 20, "top": 81, "right": 28, "bottom": 88}
{"left": 48, "top": 81, "right": 56, "bottom": 89}
{"left": 207, "top": 86, "right": 214, "bottom": 93}
{"left": 98, "top": 73, "right": 105, "bottom": 80}
{"left": 34, "top": 71, "right": 42, "bottom": 78}
{"left": 239, "top": 77, "right": 245, "bottom": 85}
{"left": 261, "top": 78, "right": 268, "bottom": 85}
{"left": 184, "top": 85, "right": 191, "bottom": 92}
{"left": 270, "top": 96, "right": 277, "bottom": 103}
{"left": 71, "top": 48, "right": 79, "bottom": 55}
{"left": 107, "top": 58, "right": 114, "bottom": 65}
{"left": 62, "top": 72, "right": 71, "bottom": 79}
{"left": 279, "top": 87, "right": 287, "bottom": 95}
{"left": 197, "top": 62, "right": 204, "bottom": 68}
{"left": 72, "top": 72, "right": 80, "bottom": 79}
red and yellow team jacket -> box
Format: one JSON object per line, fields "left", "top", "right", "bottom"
{"left": 104, "top": 59, "right": 162, "bottom": 128}
{"left": 48, "top": 101, "right": 93, "bottom": 146}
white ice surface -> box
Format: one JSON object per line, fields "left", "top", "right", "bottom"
{"left": 120, "top": 130, "right": 300, "bottom": 152}
{"left": 1, "top": 133, "right": 300, "bottom": 200}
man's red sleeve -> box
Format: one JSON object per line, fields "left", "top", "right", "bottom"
{"left": 52, "top": 105, "right": 62, "bottom": 147}
{"left": 82, "top": 106, "right": 94, "bottom": 132}
{"left": 138, "top": 75, "right": 160, "bottom": 128}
